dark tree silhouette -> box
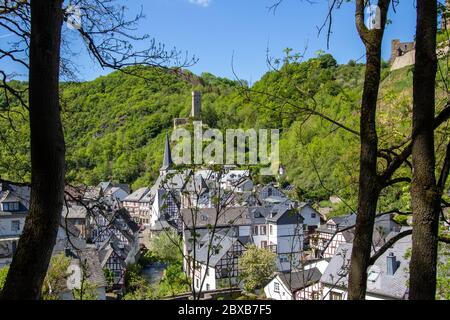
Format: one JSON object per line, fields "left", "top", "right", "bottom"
{"left": 1, "top": 0, "right": 65, "bottom": 299}
{"left": 409, "top": 0, "right": 440, "bottom": 300}
{"left": 0, "top": 0, "right": 194, "bottom": 299}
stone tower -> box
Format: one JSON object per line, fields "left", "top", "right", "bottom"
{"left": 191, "top": 91, "right": 201, "bottom": 119}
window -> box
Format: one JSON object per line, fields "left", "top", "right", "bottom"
{"left": 11, "top": 220, "right": 20, "bottom": 232}
{"left": 269, "top": 225, "right": 273, "bottom": 235}
{"left": 2, "top": 202, "right": 19, "bottom": 212}
{"left": 261, "top": 241, "right": 267, "bottom": 248}
{"left": 312, "top": 291, "right": 320, "bottom": 300}
{"left": 196, "top": 278, "right": 200, "bottom": 288}
{"left": 311, "top": 213, "right": 316, "bottom": 219}
{"left": 330, "top": 291, "right": 343, "bottom": 300}
{"left": 260, "top": 225, "right": 267, "bottom": 235}
{"left": 206, "top": 284, "right": 210, "bottom": 291}
{"left": 253, "top": 226, "right": 258, "bottom": 235}
{"left": 274, "top": 282, "right": 280, "bottom": 293}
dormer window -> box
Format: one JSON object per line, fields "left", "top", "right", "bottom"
{"left": 2, "top": 202, "right": 20, "bottom": 212}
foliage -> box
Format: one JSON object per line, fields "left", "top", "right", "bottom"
{"left": 1, "top": 53, "right": 450, "bottom": 217}
{"left": 41, "top": 253, "right": 72, "bottom": 300}
{"left": 156, "top": 262, "right": 191, "bottom": 297}
{"left": 0, "top": 266, "right": 9, "bottom": 292}
{"left": 238, "top": 245, "right": 277, "bottom": 293}
{"left": 149, "top": 230, "right": 183, "bottom": 264}
{"left": 103, "top": 267, "right": 115, "bottom": 291}
{"left": 72, "top": 280, "right": 98, "bottom": 300}
{"left": 123, "top": 263, "right": 156, "bottom": 300}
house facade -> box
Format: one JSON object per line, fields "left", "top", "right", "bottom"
{"left": 320, "top": 230, "right": 411, "bottom": 300}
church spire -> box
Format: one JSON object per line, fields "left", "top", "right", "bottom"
{"left": 161, "top": 131, "right": 173, "bottom": 173}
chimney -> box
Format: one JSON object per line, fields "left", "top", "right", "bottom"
{"left": 191, "top": 91, "right": 201, "bottom": 119}
{"left": 386, "top": 252, "right": 398, "bottom": 275}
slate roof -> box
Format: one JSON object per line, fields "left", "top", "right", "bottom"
{"left": 278, "top": 268, "right": 323, "bottom": 292}
{"left": 115, "top": 208, "right": 140, "bottom": 233}
{"left": 320, "top": 231, "right": 411, "bottom": 299}
{"left": 77, "top": 246, "right": 108, "bottom": 288}
{"left": 181, "top": 207, "right": 258, "bottom": 228}
{"left": 330, "top": 213, "right": 357, "bottom": 228}
{"left": 123, "top": 187, "right": 150, "bottom": 202}
{"left": 194, "top": 233, "right": 240, "bottom": 267}
{"left": 59, "top": 217, "right": 81, "bottom": 238}
{"left": 61, "top": 205, "right": 87, "bottom": 219}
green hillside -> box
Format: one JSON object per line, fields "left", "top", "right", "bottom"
{"left": 1, "top": 52, "right": 449, "bottom": 215}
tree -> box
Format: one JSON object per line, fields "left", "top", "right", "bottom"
{"left": 238, "top": 245, "right": 277, "bottom": 293}
{"left": 409, "top": 0, "right": 440, "bottom": 300}
{"left": 348, "top": 0, "right": 391, "bottom": 300}
{"left": 72, "top": 258, "right": 98, "bottom": 300}
{"left": 0, "top": 0, "right": 193, "bottom": 299}
{"left": 103, "top": 267, "right": 115, "bottom": 292}
{"left": 1, "top": 0, "right": 66, "bottom": 300}
{"left": 41, "top": 253, "right": 72, "bottom": 300}
{"left": 149, "top": 229, "right": 183, "bottom": 264}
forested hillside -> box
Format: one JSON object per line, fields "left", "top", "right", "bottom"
{"left": 1, "top": 52, "right": 448, "bottom": 216}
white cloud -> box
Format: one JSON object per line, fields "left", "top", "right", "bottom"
{"left": 189, "top": 0, "right": 211, "bottom": 7}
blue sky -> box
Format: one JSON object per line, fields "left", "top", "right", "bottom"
{"left": 1, "top": 0, "right": 418, "bottom": 83}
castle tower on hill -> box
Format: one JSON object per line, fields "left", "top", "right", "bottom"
{"left": 390, "top": 39, "right": 415, "bottom": 63}
{"left": 173, "top": 91, "right": 202, "bottom": 128}
{"left": 191, "top": 91, "right": 201, "bottom": 119}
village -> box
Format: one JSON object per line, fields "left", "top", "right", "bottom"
{"left": 0, "top": 92, "right": 419, "bottom": 300}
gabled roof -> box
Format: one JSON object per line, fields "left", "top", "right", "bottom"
{"left": 61, "top": 205, "right": 87, "bottom": 219}
{"left": 320, "top": 231, "right": 411, "bottom": 299}
{"left": 277, "top": 268, "right": 323, "bottom": 292}
{"left": 0, "top": 190, "right": 21, "bottom": 203}
{"left": 329, "top": 213, "right": 357, "bottom": 228}
{"left": 77, "top": 246, "right": 108, "bottom": 288}
{"left": 114, "top": 208, "right": 140, "bottom": 233}
{"left": 59, "top": 216, "right": 81, "bottom": 238}
{"left": 182, "top": 207, "right": 259, "bottom": 228}
{"left": 193, "top": 233, "right": 241, "bottom": 267}
{"left": 123, "top": 187, "right": 150, "bottom": 202}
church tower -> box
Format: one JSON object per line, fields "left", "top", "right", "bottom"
{"left": 160, "top": 132, "right": 173, "bottom": 175}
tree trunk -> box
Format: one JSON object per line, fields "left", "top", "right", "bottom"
{"left": 347, "top": 43, "right": 382, "bottom": 301}
{"left": 409, "top": 0, "right": 439, "bottom": 300}
{"left": 348, "top": 0, "right": 389, "bottom": 300}
{"left": 0, "top": 0, "right": 65, "bottom": 300}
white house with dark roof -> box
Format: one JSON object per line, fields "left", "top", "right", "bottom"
{"left": 320, "top": 229, "right": 411, "bottom": 300}
{"left": 0, "top": 187, "right": 30, "bottom": 268}
{"left": 182, "top": 201, "right": 307, "bottom": 290}
{"left": 190, "top": 232, "right": 246, "bottom": 293}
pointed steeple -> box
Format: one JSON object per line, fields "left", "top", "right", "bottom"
{"left": 160, "top": 131, "right": 173, "bottom": 173}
